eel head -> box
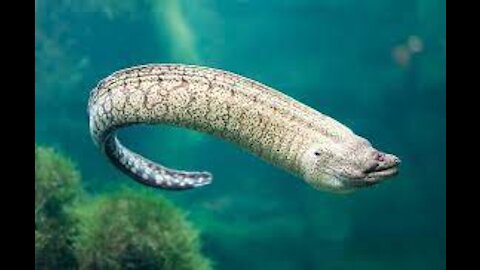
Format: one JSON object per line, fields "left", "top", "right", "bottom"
{"left": 300, "top": 135, "right": 401, "bottom": 193}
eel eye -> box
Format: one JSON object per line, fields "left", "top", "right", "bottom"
{"left": 314, "top": 151, "right": 320, "bottom": 156}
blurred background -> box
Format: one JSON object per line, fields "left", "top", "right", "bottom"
{"left": 35, "top": 0, "right": 445, "bottom": 269}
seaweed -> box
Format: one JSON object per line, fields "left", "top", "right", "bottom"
{"left": 35, "top": 145, "right": 212, "bottom": 269}
{"left": 35, "top": 145, "right": 82, "bottom": 269}
{"left": 74, "top": 188, "right": 212, "bottom": 270}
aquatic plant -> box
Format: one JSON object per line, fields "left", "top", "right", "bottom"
{"left": 74, "top": 188, "right": 212, "bottom": 270}
{"left": 35, "top": 145, "right": 82, "bottom": 269}
{"left": 35, "top": 145, "right": 212, "bottom": 269}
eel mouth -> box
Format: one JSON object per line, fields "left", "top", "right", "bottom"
{"left": 345, "top": 153, "right": 401, "bottom": 188}
{"left": 365, "top": 165, "right": 399, "bottom": 180}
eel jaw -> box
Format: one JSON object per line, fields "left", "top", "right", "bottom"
{"left": 344, "top": 153, "right": 401, "bottom": 188}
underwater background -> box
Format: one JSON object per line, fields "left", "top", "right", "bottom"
{"left": 35, "top": 0, "right": 446, "bottom": 269}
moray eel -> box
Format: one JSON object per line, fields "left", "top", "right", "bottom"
{"left": 88, "top": 64, "right": 400, "bottom": 193}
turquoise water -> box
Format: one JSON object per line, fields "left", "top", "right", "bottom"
{"left": 35, "top": 0, "right": 446, "bottom": 269}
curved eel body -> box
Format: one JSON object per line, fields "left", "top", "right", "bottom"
{"left": 88, "top": 64, "right": 400, "bottom": 193}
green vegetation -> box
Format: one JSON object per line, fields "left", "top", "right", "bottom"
{"left": 35, "top": 146, "right": 82, "bottom": 269}
{"left": 74, "top": 189, "right": 212, "bottom": 270}
{"left": 35, "top": 145, "right": 212, "bottom": 269}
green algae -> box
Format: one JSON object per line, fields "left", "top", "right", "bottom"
{"left": 35, "top": 145, "right": 212, "bottom": 269}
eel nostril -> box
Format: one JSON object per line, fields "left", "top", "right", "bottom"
{"left": 374, "top": 152, "right": 385, "bottom": 162}
{"left": 394, "top": 156, "right": 401, "bottom": 165}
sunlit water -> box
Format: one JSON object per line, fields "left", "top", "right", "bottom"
{"left": 35, "top": 0, "right": 446, "bottom": 269}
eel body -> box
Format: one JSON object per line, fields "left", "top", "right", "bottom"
{"left": 88, "top": 64, "right": 400, "bottom": 192}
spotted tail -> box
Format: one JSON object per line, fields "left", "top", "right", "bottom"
{"left": 104, "top": 135, "right": 212, "bottom": 190}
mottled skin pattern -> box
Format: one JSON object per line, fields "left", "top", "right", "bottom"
{"left": 88, "top": 64, "right": 400, "bottom": 193}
